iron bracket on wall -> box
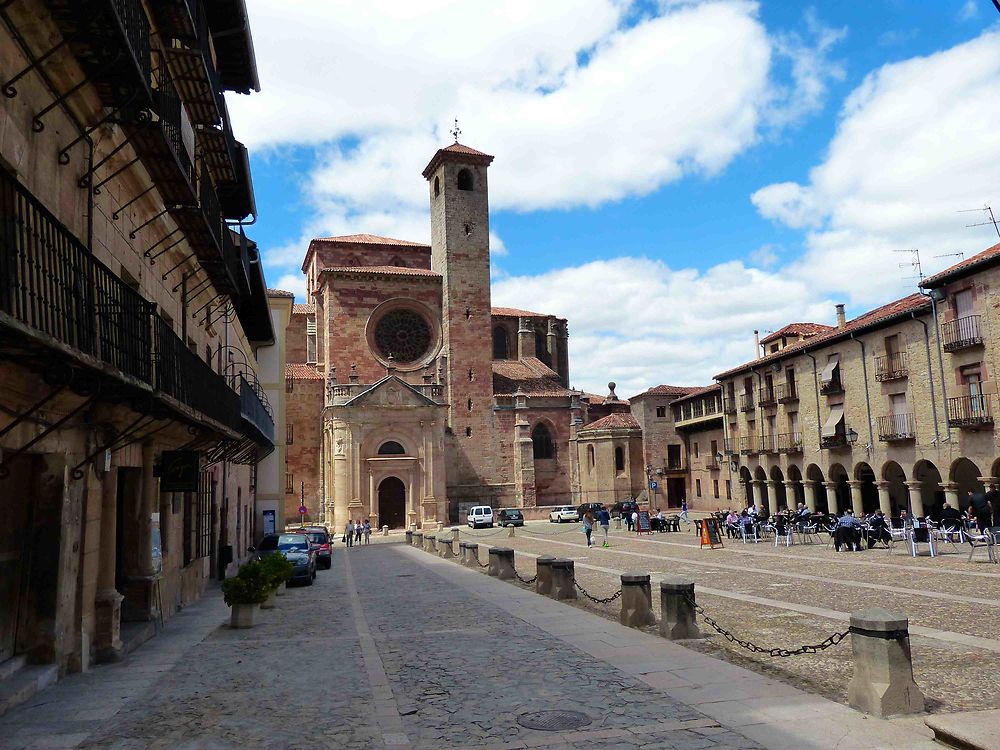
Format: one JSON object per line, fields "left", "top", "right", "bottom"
{"left": 162, "top": 253, "right": 196, "bottom": 281}
{"left": 58, "top": 92, "right": 137, "bottom": 165}
{"left": 147, "top": 234, "right": 186, "bottom": 265}
{"left": 0, "top": 382, "right": 68, "bottom": 442}
{"left": 78, "top": 137, "right": 131, "bottom": 189}
{"left": 30, "top": 50, "right": 124, "bottom": 133}
{"left": 69, "top": 412, "right": 174, "bottom": 480}
{"left": 143, "top": 227, "right": 182, "bottom": 259}
{"left": 129, "top": 206, "right": 168, "bottom": 239}
{"left": 0, "top": 395, "right": 97, "bottom": 479}
{"left": 112, "top": 184, "right": 155, "bottom": 221}
{"left": 2, "top": 36, "right": 71, "bottom": 98}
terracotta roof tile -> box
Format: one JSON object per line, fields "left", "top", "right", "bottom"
{"left": 442, "top": 143, "right": 492, "bottom": 157}
{"left": 671, "top": 384, "right": 721, "bottom": 405}
{"left": 578, "top": 412, "right": 641, "bottom": 432}
{"left": 266, "top": 288, "right": 294, "bottom": 298}
{"left": 311, "top": 233, "right": 429, "bottom": 247}
{"left": 291, "top": 304, "right": 315, "bottom": 315}
{"left": 319, "top": 266, "right": 442, "bottom": 278}
{"left": 629, "top": 385, "right": 696, "bottom": 400}
{"left": 714, "top": 293, "right": 931, "bottom": 379}
{"left": 491, "top": 307, "right": 547, "bottom": 318}
{"left": 422, "top": 142, "right": 495, "bottom": 178}
{"left": 285, "top": 364, "right": 323, "bottom": 380}
{"left": 921, "top": 241, "right": 1000, "bottom": 288}
{"left": 493, "top": 358, "right": 572, "bottom": 397}
{"left": 759, "top": 322, "right": 834, "bottom": 345}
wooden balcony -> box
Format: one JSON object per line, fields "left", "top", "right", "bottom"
{"left": 874, "top": 352, "right": 907, "bottom": 381}
{"left": 877, "top": 413, "right": 915, "bottom": 441}
{"left": 942, "top": 315, "right": 983, "bottom": 352}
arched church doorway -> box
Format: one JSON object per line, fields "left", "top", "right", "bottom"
{"left": 378, "top": 477, "right": 406, "bottom": 529}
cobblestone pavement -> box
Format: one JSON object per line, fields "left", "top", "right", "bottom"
{"left": 457, "top": 520, "right": 1000, "bottom": 713}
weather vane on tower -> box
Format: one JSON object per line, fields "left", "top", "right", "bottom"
{"left": 451, "top": 117, "right": 461, "bottom": 143}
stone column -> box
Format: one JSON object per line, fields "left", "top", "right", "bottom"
{"left": 783, "top": 480, "right": 799, "bottom": 509}
{"left": 517, "top": 316, "right": 535, "bottom": 360}
{"left": 941, "top": 482, "right": 959, "bottom": 511}
{"left": 620, "top": 573, "right": 656, "bottom": 628}
{"left": 94, "top": 467, "right": 123, "bottom": 662}
{"left": 823, "top": 481, "right": 840, "bottom": 515}
{"left": 847, "top": 480, "right": 863, "bottom": 513}
{"left": 875, "top": 481, "right": 893, "bottom": 517}
{"left": 979, "top": 476, "right": 997, "bottom": 492}
{"left": 368, "top": 470, "right": 375, "bottom": 521}
{"left": 535, "top": 556, "right": 555, "bottom": 595}
{"left": 549, "top": 559, "right": 577, "bottom": 600}
{"left": 765, "top": 480, "right": 778, "bottom": 515}
{"left": 659, "top": 576, "right": 701, "bottom": 640}
{"left": 123, "top": 441, "right": 156, "bottom": 622}
{"left": 847, "top": 608, "right": 924, "bottom": 717}
{"left": 751, "top": 480, "right": 765, "bottom": 510}
{"left": 904, "top": 480, "right": 925, "bottom": 518}
{"left": 802, "top": 480, "right": 818, "bottom": 513}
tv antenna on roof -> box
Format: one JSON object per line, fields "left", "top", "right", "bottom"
{"left": 895, "top": 247, "right": 924, "bottom": 281}
{"left": 958, "top": 205, "right": 1000, "bottom": 239}
{"left": 450, "top": 117, "right": 461, "bottom": 143}
{"left": 934, "top": 251, "right": 964, "bottom": 261}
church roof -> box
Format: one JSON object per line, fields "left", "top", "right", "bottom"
{"left": 493, "top": 358, "right": 573, "bottom": 398}
{"left": 492, "top": 307, "right": 548, "bottom": 318}
{"left": 285, "top": 364, "right": 323, "bottom": 380}
{"left": 578, "top": 412, "right": 641, "bottom": 432}
{"left": 311, "top": 233, "right": 430, "bottom": 247}
{"left": 422, "top": 141, "right": 495, "bottom": 178}
{"left": 319, "top": 266, "right": 442, "bottom": 280}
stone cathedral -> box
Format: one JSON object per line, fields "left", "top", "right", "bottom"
{"left": 282, "top": 142, "right": 612, "bottom": 529}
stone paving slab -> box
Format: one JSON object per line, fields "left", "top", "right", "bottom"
{"left": 925, "top": 708, "right": 1000, "bottom": 750}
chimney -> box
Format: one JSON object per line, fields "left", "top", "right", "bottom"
{"left": 753, "top": 330, "right": 760, "bottom": 358}
{"left": 835, "top": 304, "right": 846, "bottom": 329}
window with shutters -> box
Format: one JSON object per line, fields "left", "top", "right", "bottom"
{"left": 306, "top": 319, "right": 317, "bottom": 363}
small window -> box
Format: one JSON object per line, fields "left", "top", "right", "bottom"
{"left": 306, "top": 319, "right": 317, "bottom": 363}
{"left": 467, "top": 398, "right": 473, "bottom": 411}
{"left": 285, "top": 473, "right": 293, "bottom": 494}
{"left": 286, "top": 423, "right": 293, "bottom": 445}
{"left": 433, "top": 175, "right": 440, "bottom": 196}
{"left": 492, "top": 326, "right": 510, "bottom": 359}
{"left": 377, "top": 441, "right": 405, "bottom": 455}
{"left": 614, "top": 446, "right": 625, "bottom": 472}
{"left": 713, "top": 480, "right": 719, "bottom": 498}
{"left": 693, "top": 442, "right": 699, "bottom": 458}
{"left": 656, "top": 406, "right": 666, "bottom": 418}
{"left": 587, "top": 444, "right": 595, "bottom": 469}
{"left": 468, "top": 368, "right": 474, "bottom": 382}
{"left": 696, "top": 479, "right": 702, "bottom": 497}
{"left": 532, "top": 424, "right": 554, "bottom": 459}
{"left": 465, "top": 427, "right": 472, "bottom": 437}
{"left": 286, "top": 378, "right": 293, "bottom": 393}
{"left": 726, "top": 480, "right": 732, "bottom": 500}
{"left": 457, "top": 168, "right": 473, "bottom": 191}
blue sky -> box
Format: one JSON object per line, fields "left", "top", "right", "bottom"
{"left": 229, "top": 0, "right": 1000, "bottom": 394}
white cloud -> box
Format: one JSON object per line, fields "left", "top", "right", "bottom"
{"left": 753, "top": 30, "right": 1000, "bottom": 304}
{"left": 748, "top": 244, "right": 780, "bottom": 267}
{"left": 493, "top": 256, "right": 833, "bottom": 395}
{"left": 960, "top": 0, "right": 979, "bottom": 21}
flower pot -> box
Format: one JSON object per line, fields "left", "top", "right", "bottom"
{"left": 230, "top": 603, "right": 258, "bottom": 628}
{"left": 261, "top": 589, "right": 277, "bottom": 609}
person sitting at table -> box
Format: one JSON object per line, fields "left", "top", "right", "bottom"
{"left": 940, "top": 502, "right": 963, "bottom": 526}
{"left": 724, "top": 510, "right": 740, "bottom": 538}
{"left": 758, "top": 505, "right": 770, "bottom": 524}
{"left": 834, "top": 509, "right": 862, "bottom": 552}
{"left": 866, "top": 510, "right": 891, "bottom": 548}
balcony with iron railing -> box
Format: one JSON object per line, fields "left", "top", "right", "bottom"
{"left": 942, "top": 315, "right": 983, "bottom": 352}
{"left": 874, "top": 351, "right": 908, "bottom": 381}
{"left": 877, "top": 413, "right": 915, "bottom": 441}
{"left": 758, "top": 388, "right": 776, "bottom": 408}
{"left": 947, "top": 394, "right": 994, "bottom": 429}
{"left": 776, "top": 382, "right": 798, "bottom": 403}
{"left": 723, "top": 397, "right": 737, "bottom": 415}
{"left": 758, "top": 434, "right": 778, "bottom": 454}
{"left": 723, "top": 438, "right": 737, "bottom": 455}
{"left": 0, "top": 169, "right": 267, "bottom": 444}
{"left": 158, "top": 0, "right": 226, "bottom": 126}
{"left": 819, "top": 375, "right": 844, "bottom": 395}
{"left": 739, "top": 393, "right": 755, "bottom": 412}
{"left": 739, "top": 436, "right": 758, "bottom": 455}
{"left": 777, "top": 432, "right": 803, "bottom": 452}
{"left": 820, "top": 430, "right": 848, "bottom": 449}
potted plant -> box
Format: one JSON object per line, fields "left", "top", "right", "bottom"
{"left": 259, "top": 553, "right": 294, "bottom": 608}
{"left": 222, "top": 560, "right": 269, "bottom": 628}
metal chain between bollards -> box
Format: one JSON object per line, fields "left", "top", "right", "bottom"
{"left": 513, "top": 569, "right": 537, "bottom": 585}
{"left": 573, "top": 580, "right": 622, "bottom": 604}
{"left": 685, "top": 593, "right": 849, "bottom": 657}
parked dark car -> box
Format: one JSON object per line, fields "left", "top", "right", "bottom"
{"left": 294, "top": 526, "right": 332, "bottom": 569}
{"left": 250, "top": 533, "right": 316, "bottom": 585}
{"left": 576, "top": 502, "right": 604, "bottom": 518}
{"left": 497, "top": 509, "right": 524, "bottom": 527}
{"left": 611, "top": 500, "right": 639, "bottom": 518}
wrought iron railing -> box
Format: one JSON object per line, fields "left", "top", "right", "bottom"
{"left": 777, "top": 432, "right": 803, "bottom": 452}
{"left": 723, "top": 438, "right": 736, "bottom": 455}
{"left": 758, "top": 388, "right": 776, "bottom": 407}
{"left": 723, "top": 397, "right": 737, "bottom": 414}
{"left": 240, "top": 375, "right": 274, "bottom": 445}
{"left": 776, "top": 382, "right": 797, "bottom": 402}
{"left": 739, "top": 393, "right": 755, "bottom": 412}
{"left": 739, "top": 436, "right": 758, "bottom": 455}
{"left": 874, "top": 351, "right": 907, "bottom": 381}
{"left": 942, "top": 315, "right": 983, "bottom": 352}
{"left": 877, "top": 413, "right": 915, "bottom": 441}
{"left": 758, "top": 434, "right": 778, "bottom": 453}
{"left": 110, "top": 0, "right": 152, "bottom": 95}
{"left": 947, "top": 394, "right": 993, "bottom": 428}
{"left": 666, "top": 458, "right": 686, "bottom": 471}
{"left": 154, "top": 61, "right": 194, "bottom": 188}
{"left": 199, "top": 162, "right": 224, "bottom": 256}
{"left": 819, "top": 376, "right": 843, "bottom": 395}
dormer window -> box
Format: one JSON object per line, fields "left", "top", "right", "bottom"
{"left": 457, "top": 168, "right": 473, "bottom": 191}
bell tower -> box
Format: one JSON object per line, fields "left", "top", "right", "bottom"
{"left": 422, "top": 140, "right": 496, "bottom": 495}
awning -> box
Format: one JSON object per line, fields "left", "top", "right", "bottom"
{"left": 820, "top": 355, "right": 840, "bottom": 384}
{"left": 822, "top": 405, "right": 845, "bottom": 438}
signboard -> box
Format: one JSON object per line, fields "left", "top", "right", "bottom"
{"left": 262, "top": 509, "right": 276, "bottom": 536}
{"left": 700, "top": 517, "right": 725, "bottom": 549}
{"left": 649, "top": 480, "right": 658, "bottom": 490}
{"left": 636, "top": 510, "right": 652, "bottom": 534}
{"left": 160, "top": 451, "right": 199, "bottom": 492}
{"left": 298, "top": 504, "right": 308, "bottom": 517}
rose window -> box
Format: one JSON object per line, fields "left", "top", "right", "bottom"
{"left": 373, "top": 309, "right": 432, "bottom": 363}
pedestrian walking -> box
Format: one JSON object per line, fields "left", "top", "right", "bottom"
{"left": 345, "top": 520, "right": 354, "bottom": 548}
{"left": 355, "top": 520, "right": 363, "bottom": 544}
{"left": 597, "top": 507, "right": 611, "bottom": 547}
{"left": 582, "top": 509, "right": 595, "bottom": 547}
{"left": 363, "top": 519, "right": 372, "bottom": 544}
{"left": 679, "top": 499, "right": 690, "bottom": 526}
{"left": 630, "top": 509, "right": 638, "bottom": 532}
{"left": 624, "top": 508, "right": 633, "bottom": 532}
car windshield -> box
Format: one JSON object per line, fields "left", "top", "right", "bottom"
{"left": 506, "top": 511, "right": 522, "bottom": 518}
{"left": 304, "top": 532, "right": 328, "bottom": 544}
{"left": 277, "top": 534, "right": 309, "bottom": 551}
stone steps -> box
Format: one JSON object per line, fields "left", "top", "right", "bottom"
{"left": 0, "top": 663, "right": 58, "bottom": 718}
{"left": 925, "top": 710, "right": 1000, "bottom": 750}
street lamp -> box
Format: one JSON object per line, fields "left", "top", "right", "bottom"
{"left": 846, "top": 427, "right": 859, "bottom": 445}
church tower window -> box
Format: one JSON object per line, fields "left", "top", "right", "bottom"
{"left": 377, "top": 441, "right": 405, "bottom": 455}
{"left": 532, "top": 423, "right": 554, "bottom": 459}
{"left": 615, "top": 446, "right": 625, "bottom": 472}
{"left": 434, "top": 175, "right": 440, "bottom": 196}
{"left": 457, "top": 168, "right": 474, "bottom": 191}
{"left": 306, "top": 318, "right": 317, "bottom": 363}
{"left": 492, "top": 326, "right": 509, "bottom": 359}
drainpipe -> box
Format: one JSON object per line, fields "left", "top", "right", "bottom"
{"left": 911, "top": 311, "right": 940, "bottom": 445}
{"left": 849, "top": 333, "right": 876, "bottom": 456}
{"left": 805, "top": 351, "right": 823, "bottom": 449}
{"left": 924, "top": 293, "right": 950, "bottom": 442}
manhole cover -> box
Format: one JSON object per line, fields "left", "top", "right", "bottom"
{"left": 517, "top": 710, "right": 591, "bottom": 731}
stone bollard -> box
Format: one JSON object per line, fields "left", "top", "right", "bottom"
{"left": 847, "top": 608, "right": 924, "bottom": 717}
{"left": 438, "top": 536, "right": 455, "bottom": 559}
{"left": 620, "top": 573, "right": 656, "bottom": 628}
{"left": 659, "top": 577, "right": 701, "bottom": 640}
{"left": 458, "top": 541, "right": 469, "bottom": 565}
{"left": 437, "top": 521, "right": 444, "bottom": 531}
{"left": 424, "top": 533, "right": 435, "bottom": 553}
{"left": 465, "top": 543, "right": 481, "bottom": 568}
{"left": 487, "top": 547, "right": 501, "bottom": 576}
{"left": 508, "top": 524, "right": 516, "bottom": 538}
{"left": 382, "top": 525, "right": 389, "bottom": 536}
{"left": 405, "top": 530, "right": 413, "bottom": 545}
{"left": 450, "top": 527, "right": 460, "bottom": 543}
{"left": 494, "top": 548, "right": 515, "bottom": 580}
{"left": 412, "top": 531, "right": 423, "bottom": 548}
{"left": 614, "top": 517, "right": 622, "bottom": 530}
{"left": 549, "top": 559, "right": 577, "bottom": 600}
{"left": 535, "top": 556, "right": 555, "bottom": 595}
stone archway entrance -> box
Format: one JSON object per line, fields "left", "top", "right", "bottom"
{"left": 378, "top": 477, "right": 407, "bottom": 529}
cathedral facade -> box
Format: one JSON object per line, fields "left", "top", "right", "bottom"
{"left": 282, "top": 143, "right": 591, "bottom": 528}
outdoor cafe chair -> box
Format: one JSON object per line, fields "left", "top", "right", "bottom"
{"left": 772, "top": 518, "right": 793, "bottom": 547}
{"left": 740, "top": 522, "right": 759, "bottom": 544}
{"left": 967, "top": 527, "right": 997, "bottom": 564}
{"left": 908, "top": 519, "right": 937, "bottom": 558}
{"left": 935, "top": 521, "right": 965, "bottom": 552}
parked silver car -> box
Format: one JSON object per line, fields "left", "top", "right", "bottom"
{"left": 250, "top": 533, "right": 317, "bottom": 585}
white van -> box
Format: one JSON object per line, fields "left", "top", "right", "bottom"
{"left": 467, "top": 506, "right": 494, "bottom": 529}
